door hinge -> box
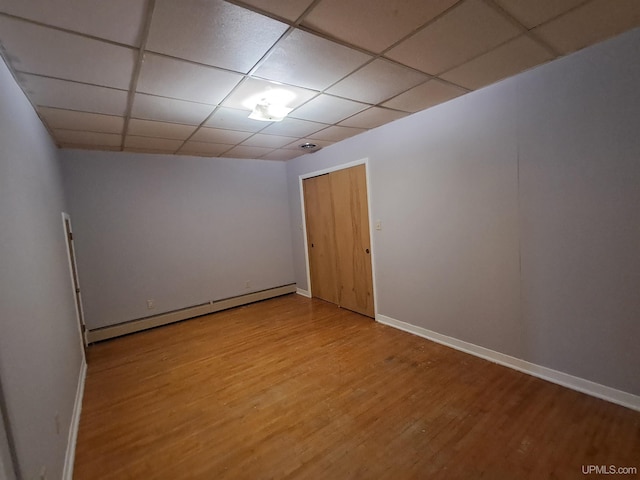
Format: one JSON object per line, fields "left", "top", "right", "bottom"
{"left": 76, "top": 288, "right": 81, "bottom": 293}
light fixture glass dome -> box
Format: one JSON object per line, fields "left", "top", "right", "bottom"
{"left": 248, "top": 102, "right": 293, "bottom": 122}
{"left": 244, "top": 87, "right": 296, "bottom": 122}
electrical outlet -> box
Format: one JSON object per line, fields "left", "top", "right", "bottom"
{"left": 147, "top": 299, "right": 155, "bottom": 309}
{"left": 245, "top": 281, "right": 251, "bottom": 289}
{"left": 39, "top": 466, "right": 47, "bottom": 480}
{"left": 55, "top": 413, "right": 60, "bottom": 435}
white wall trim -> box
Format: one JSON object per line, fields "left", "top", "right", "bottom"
{"left": 296, "top": 288, "right": 311, "bottom": 298}
{"left": 298, "top": 172, "right": 313, "bottom": 299}
{"left": 298, "top": 158, "right": 370, "bottom": 181}
{"left": 362, "top": 160, "right": 380, "bottom": 317}
{"left": 61, "top": 212, "right": 87, "bottom": 358}
{"left": 62, "top": 359, "right": 87, "bottom": 480}
{"left": 376, "top": 314, "right": 640, "bottom": 412}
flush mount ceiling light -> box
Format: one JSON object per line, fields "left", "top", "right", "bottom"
{"left": 244, "top": 86, "right": 295, "bottom": 122}
{"left": 299, "top": 142, "right": 320, "bottom": 153}
{"left": 248, "top": 102, "right": 293, "bottom": 122}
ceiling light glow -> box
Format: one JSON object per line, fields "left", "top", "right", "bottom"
{"left": 248, "top": 102, "right": 293, "bottom": 122}
{"left": 245, "top": 87, "right": 296, "bottom": 122}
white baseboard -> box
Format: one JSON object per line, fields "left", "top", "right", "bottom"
{"left": 63, "top": 359, "right": 87, "bottom": 480}
{"left": 87, "top": 284, "right": 297, "bottom": 343}
{"left": 376, "top": 314, "right": 640, "bottom": 412}
{"left": 296, "top": 288, "right": 311, "bottom": 298}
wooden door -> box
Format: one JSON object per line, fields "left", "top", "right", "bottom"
{"left": 330, "top": 165, "right": 374, "bottom": 317}
{"left": 303, "top": 174, "right": 339, "bottom": 304}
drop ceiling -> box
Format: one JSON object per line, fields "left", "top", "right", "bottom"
{"left": 1, "top": 0, "right": 639, "bottom": 161}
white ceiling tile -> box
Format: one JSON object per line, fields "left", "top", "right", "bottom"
{"left": 127, "top": 119, "right": 197, "bottom": 140}
{"left": 262, "top": 149, "right": 302, "bottom": 161}
{"left": 124, "top": 136, "right": 183, "bottom": 150}
{"left": 38, "top": 107, "right": 124, "bottom": 133}
{"left": 494, "top": 0, "right": 587, "bottom": 29}
{"left": 20, "top": 74, "right": 128, "bottom": 116}
{"left": 0, "top": 16, "right": 136, "bottom": 89}
{"left": 326, "top": 58, "right": 429, "bottom": 104}
{"left": 290, "top": 94, "right": 368, "bottom": 124}
{"left": 283, "top": 138, "right": 335, "bottom": 150}
{"left": 224, "top": 145, "right": 275, "bottom": 158}
{"left": 137, "top": 54, "right": 242, "bottom": 105}
{"left": 309, "top": 125, "right": 367, "bottom": 142}
{"left": 222, "top": 77, "right": 318, "bottom": 111}
{"left": 205, "top": 107, "right": 271, "bottom": 132}
{"left": 382, "top": 79, "right": 467, "bottom": 113}
{"left": 131, "top": 94, "right": 215, "bottom": 125}
{"left": 259, "top": 117, "right": 327, "bottom": 137}
{"left": 179, "top": 141, "right": 233, "bottom": 156}
{"left": 440, "top": 35, "right": 555, "bottom": 90}
{"left": 338, "top": 107, "right": 408, "bottom": 128}
{"left": 239, "top": 0, "right": 315, "bottom": 21}
{"left": 190, "top": 128, "right": 253, "bottom": 144}
{"left": 303, "top": 0, "right": 458, "bottom": 53}
{"left": 533, "top": 0, "right": 640, "bottom": 55}
{"left": 147, "top": 0, "right": 288, "bottom": 73}
{"left": 241, "top": 133, "right": 298, "bottom": 148}
{"left": 6, "top": 0, "right": 634, "bottom": 146}
{"left": 53, "top": 129, "right": 122, "bottom": 147}
{"left": 386, "top": 0, "right": 521, "bottom": 74}
{"left": 0, "top": 0, "right": 149, "bottom": 46}
{"left": 253, "top": 29, "right": 372, "bottom": 90}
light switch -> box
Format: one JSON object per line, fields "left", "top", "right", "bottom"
{"left": 375, "top": 220, "right": 382, "bottom": 231}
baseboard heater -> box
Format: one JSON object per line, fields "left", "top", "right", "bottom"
{"left": 86, "top": 283, "right": 297, "bottom": 343}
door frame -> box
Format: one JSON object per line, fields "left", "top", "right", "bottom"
{"left": 62, "top": 212, "right": 88, "bottom": 359}
{"left": 298, "top": 158, "right": 379, "bottom": 318}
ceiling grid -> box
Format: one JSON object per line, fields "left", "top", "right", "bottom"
{"left": 0, "top": 0, "right": 638, "bottom": 160}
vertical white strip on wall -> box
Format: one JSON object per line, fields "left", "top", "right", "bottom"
{"left": 363, "top": 160, "right": 380, "bottom": 317}
{"left": 62, "top": 212, "right": 88, "bottom": 359}
{"left": 298, "top": 175, "right": 313, "bottom": 298}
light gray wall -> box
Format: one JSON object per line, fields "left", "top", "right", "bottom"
{"left": 286, "top": 28, "right": 640, "bottom": 396}
{"left": 0, "top": 57, "right": 84, "bottom": 479}
{"left": 516, "top": 31, "right": 640, "bottom": 391}
{"left": 61, "top": 150, "right": 295, "bottom": 330}
{"left": 0, "top": 396, "right": 16, "bottom": 480}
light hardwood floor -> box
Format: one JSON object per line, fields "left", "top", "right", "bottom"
{"left": 74, "top": 294, "right": 640, "bottom": 479}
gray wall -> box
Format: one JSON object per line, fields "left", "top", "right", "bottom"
{"left": 286, "top": 28, "right": 640, "bottom": 396}
{"left": 0, "top": 57, "right": 84, "bottom": 479}
{"left": 0, "top": 401, "right": 16, "bottom": 480}
{"left": 61, "top": 150, "right": 295, "bottom": 330}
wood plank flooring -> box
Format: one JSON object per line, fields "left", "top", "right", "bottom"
{"left": 74, "top": 294, "right": 640, "bottom": 479}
